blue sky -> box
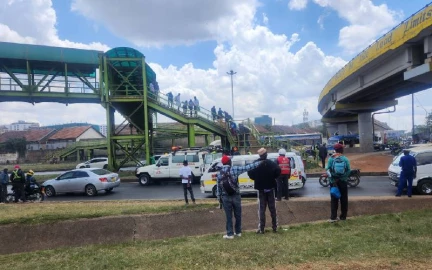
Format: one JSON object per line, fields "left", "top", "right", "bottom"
{"left": 1, "top": 0, "right": 432, "bottom": 131}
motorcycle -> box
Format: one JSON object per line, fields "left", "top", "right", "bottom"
{"left": 318, "top": 169, "right": 361, "bottom": 188}
{"left": 6, "top": 184, "right": 45, "bottom": 203}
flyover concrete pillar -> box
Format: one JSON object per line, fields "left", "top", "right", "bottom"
{"left": 337, "top": 124, "right": 348, "bottom": 135}
{"left": 358, "top": 112, "right": 374, "bottom": 152}
{"left": 326, "top": 124, "right": 337, "bottom": 136}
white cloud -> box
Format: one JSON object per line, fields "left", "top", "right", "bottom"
{"left": 71, "top": 0, "right": 258, "bottom": 47}
{"left": 312, "top": 0, "right": 402, "bottom": 54}
{"left": 289, "top": 0, "right": 402, "bottom": 54}
{"left": 262, "top": 13, "right": 269, "bottom": 25}
{"left": 0, "top": 0, "right": 109, "bottom": 51}
{"left": 288, "top": 0, "right": 308, "bottom": 10}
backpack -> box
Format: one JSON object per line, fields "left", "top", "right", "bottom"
{"left": 220, "top": 168, "right": 237, "bottom": 195}
{"left": 331, "top": 156, "right": 347, "bottom": 178}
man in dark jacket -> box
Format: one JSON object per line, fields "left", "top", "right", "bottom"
{"left": 396, "top": 149, "right": 417, "bottom": 197}
{"left": 248, "top": 148, "right": 281, "bottom": 233}
{"left": 0, "top": 168, "right": 8, "bottom": 203}
{"left": 10, "top": 165, "right": 26, "bottom": 203}
{"left": 319, "top": 143, "right": 328, "bottom": 168}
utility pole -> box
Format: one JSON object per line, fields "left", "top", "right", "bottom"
{"left": 227, "top": 70, "right": 237, "bottom": 119}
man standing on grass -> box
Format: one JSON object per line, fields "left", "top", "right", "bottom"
{"left": 326, "top": 143, "right": 351, "bottom": 222}
{"left": 248, "top": 148, "right": 281, "bottom": 234}
{"left": 179, "top": 160, "right": 195, "bottom": 205}
{"left": 217, "top": 155, "right": 262, "bottom": 239}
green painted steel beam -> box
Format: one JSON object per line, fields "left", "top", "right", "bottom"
{"left": 111, "top": 135, "right": 146, "bottom": 140}
{"left": 187, "top": 124, "right": 196, "bottom": 147}
{"left": 106, "top": 57, "right": 143, "bottom": 62}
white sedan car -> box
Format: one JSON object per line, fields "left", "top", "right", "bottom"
{"left": 76, "top": 157, "right": 108, "bottom": 169}
{"left": 43, "top": 168, "right": 120, "bottom": 197}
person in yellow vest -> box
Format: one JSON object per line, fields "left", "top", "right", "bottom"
{"left": 10, "top": 165, "right": 26, "bottom": 203}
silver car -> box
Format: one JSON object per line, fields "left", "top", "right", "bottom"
{"left": 43, "top": 168, "right": 121, "bottom": 197}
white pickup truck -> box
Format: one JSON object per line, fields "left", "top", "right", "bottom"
{"left": 135, "top": 151, "right": 205, "bottom": 186}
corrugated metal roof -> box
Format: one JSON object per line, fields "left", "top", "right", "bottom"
{"left": 48, "top": 126, "right": 91, "bottom": 140}
{"left": 0, "top": 42, "right": 102, "bottom": 65}
{"left": 0, "top": 128, "right": 54, "bottom": 143}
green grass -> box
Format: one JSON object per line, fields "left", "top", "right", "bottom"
{"left": 0, "top": 201, "right": 219, "bottom": 225}
{"left": 1, "top": 209, "right": 431, "bottom": 269}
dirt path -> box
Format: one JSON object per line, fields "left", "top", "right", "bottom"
{"left": 345, "top": 151, "right": 394, "bottom": 172}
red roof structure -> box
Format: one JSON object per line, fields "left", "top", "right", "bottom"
{"left": 0, "top": 129, "right": 55, "bottom": 143}
{"left": 48, "top": 126, "right": 91, "bottom": 140}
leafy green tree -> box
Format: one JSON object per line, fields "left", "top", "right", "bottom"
{"left": 4, "top": 138, "right": 27, "bottom": 158}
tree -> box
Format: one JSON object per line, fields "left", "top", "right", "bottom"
{"left": 3, "top": 138, "right": 27, "bottom": 158}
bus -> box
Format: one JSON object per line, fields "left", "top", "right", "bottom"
{"left": 261, "top": 133, "right": 323, "bottom": 148}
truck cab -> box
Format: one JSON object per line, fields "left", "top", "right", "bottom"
{"left": 135, "top": 150, "right": 205, "bottom": 186}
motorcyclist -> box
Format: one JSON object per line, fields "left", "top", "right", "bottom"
{"left": 25, "top": 170, "right": 39, "bottom": 194}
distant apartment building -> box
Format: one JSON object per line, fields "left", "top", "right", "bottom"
{"left": 254, "top": 115, "right": 272, "bottom": 126}
{"left": 99, "top": 125, "right": 107, "bottom": 137}
{"left": 8, "top": 120, "right": 39, "bottom": 131}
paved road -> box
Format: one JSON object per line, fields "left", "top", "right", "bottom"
{"left": 42, "top": 176, "right": 397, "bottom": 202}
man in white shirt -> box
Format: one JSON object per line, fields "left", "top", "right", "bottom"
{"left": 179, "top": 160, "right": 195, "bottom": 205}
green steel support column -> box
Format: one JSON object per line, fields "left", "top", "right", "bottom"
{"left": 106, "top": 105, "right": 116, "bottom": 170}
{"left": 87, "top": 149, "right": 91, "bottom": 160}
{"left": 26, "top": 60, "right": 31, "bottom": 89}
{"left": 76, "top": 149, "right": 80, "bottom": 162}
{"left": 187, "top": 124, "right": 196, "bottom": 147}
{"left": 171, "top": 138, "right": 175, "bottom": 147}
{"left": 103, "top": 55, "right": 116, "bottom": 170}
{"left": 205, "top": 135, "right": 210, "bottom": 146}
{"left": 141, "top": 57, "right": 150, "bottom": 165}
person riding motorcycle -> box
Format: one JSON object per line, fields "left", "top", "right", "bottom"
{"left": 25, "top": 169, "right": 42, "bottom": 195}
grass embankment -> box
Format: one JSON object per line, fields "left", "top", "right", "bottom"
{"left": 0, "top": 201, "right": 219, "bottom": 226}
{"left": 8, "top": 163, "right": 78, "bottom": 172}
{"left": 1, "top": 209, "right": 431, "bottom": 269}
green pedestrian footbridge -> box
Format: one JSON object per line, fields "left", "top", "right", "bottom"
{"left": 0, "top": 42, "right": 264, "bottom": 169}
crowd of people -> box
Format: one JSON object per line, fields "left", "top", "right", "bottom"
{"left": 0, "top": 165, "right": 39, "bottom": 203}
{"left": 198, "top": 144, "right": 354, "bottom": 239}
{"left": 147, "top": 80, "right": 237, "bottom": 123}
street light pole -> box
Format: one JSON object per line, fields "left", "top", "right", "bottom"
{"left": 227, "top": 70, "right": 237, "bottom": 119}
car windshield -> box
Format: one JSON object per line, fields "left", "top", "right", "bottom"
{"left": 392, "top": 152, "right": 415, "bottom": 166}
{"left": 91, "top": 169, "right": 111, "bottom": 175}
{"left": 205, "top": 153, "right": 223, "bottom": 164}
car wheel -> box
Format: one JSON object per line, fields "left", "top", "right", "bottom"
{"left": 212, "top": 185, "right": 217, "bottom": 198}
{"left": 139, "top": 174, "right": 151, "bottom": 186}
{"left": 103, "top": 164, "right": 108, "bottom": 169}
{"left": 417, "top": 179, "right": 432, "bottom": 195}
{"left": 105, "top": 188, "right": 113, "bottom": 193}
{"left": 85, "top": 184, "right": 97, "bottom": 196}
{"left": 45, "top": 186, "right": 56, "bottom": 197}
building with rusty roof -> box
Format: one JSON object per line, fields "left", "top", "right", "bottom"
{"left": 0, "top": 128, "right": 55, "bottom": 150}
{"left": 46, "top": 126, "right": 104, "bottom": 150}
